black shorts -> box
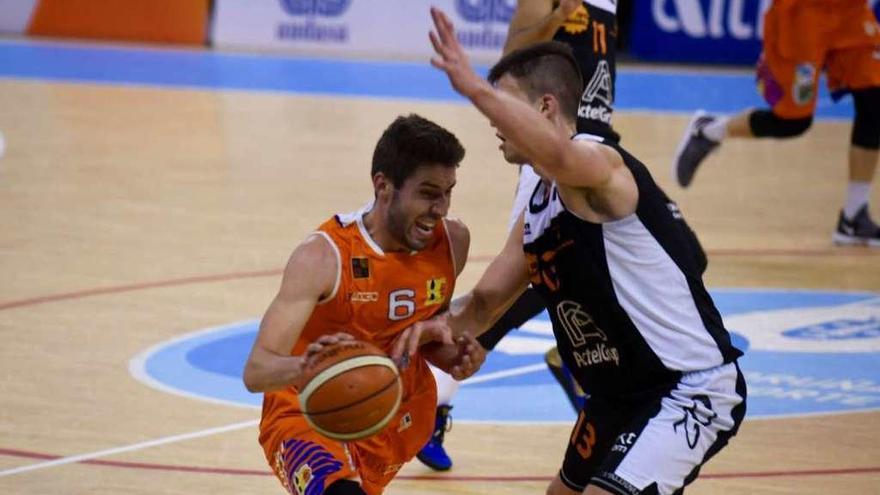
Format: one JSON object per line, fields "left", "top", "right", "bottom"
{"left": 559, "top": 363, "right": 747, "bottom": 495}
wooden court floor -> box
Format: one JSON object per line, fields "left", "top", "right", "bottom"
{"left": 1, "top": 79, "right": 879, "bottom": 494}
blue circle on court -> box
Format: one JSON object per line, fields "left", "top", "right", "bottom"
{"left": 131, "top": 289, "right": 880, "bottom": 421}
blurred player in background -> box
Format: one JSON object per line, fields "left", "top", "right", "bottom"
{"left": 674, "top": 0, "right": 880, "bottom": 247}
{"left": 242, "top": 114, "right": 484, "bottom": 495}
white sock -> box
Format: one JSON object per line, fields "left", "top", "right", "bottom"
{"left": 702, "top": 116, "right": 729, "bottom": 142}
{"left": 843, "top": 181, "right": 871, "bottom": 219}
{"left": 429, "top": 365, "right": 460, "bottom": 406}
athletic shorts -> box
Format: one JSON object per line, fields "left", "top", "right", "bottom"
{"left": 261, "top": 384, "right": 436, "bottom": 495}
{"left": 559, "top": 362, "right": 747, "bottom": 495}
{"left": 758, "top": 0, "right": 880, "bottom": 119}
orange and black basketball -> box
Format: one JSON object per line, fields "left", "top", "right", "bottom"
{"left": 296, "top": 339, "right": 401, "bottom": 441}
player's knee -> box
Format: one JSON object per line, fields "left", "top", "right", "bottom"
{"left": 324, "top": 479, "right": 366, "bottom": 495}
{"left": 852, "top": 87, "right": 880, "bottom": 150}
{"left": 749, "top": 110, "right": 812, "bottom": 138}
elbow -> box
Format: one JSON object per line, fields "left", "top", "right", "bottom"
{"left": 242, "top": 363, "right": 262, "bottom": 393}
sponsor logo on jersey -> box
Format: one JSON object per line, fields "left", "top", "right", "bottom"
{"left": 277, "top": 0, "right": 350, "bottom": 43}
{"left": 557, "top": 300, "right": 620, "bottom": 367}
{"left": 611, "top": 432, "right": 637, "bottom": 454}
{"left": 351, "top": 291, "right": 378, "bottom": 302}
{"left": 426, "top": 277, "right": 447, "bottom": 306}
{"left": 454, "top": 0, "right": 515, "bottom": 49}
{"left": 558, "top": 301, "right": 608, "bottom": 345}
{"left": 351, "top": 257, "right": 370, "bottom": 279}
{"left": 580, "top": 60, "right": 613, "bottom": 124}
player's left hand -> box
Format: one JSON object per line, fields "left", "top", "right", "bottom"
{"left": 390, "top": 314, "right": 454, "bottom": 369}
{"left": 429, "top": 7, "right": 487, "bottom": 99}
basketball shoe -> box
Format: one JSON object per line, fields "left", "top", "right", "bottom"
{"left": 833, "top": 205, "right": 880, "bottom": 247}
{"left": 674, "top": 110, "right": 721, "bottom": 187}
{"left": 416, "top": 405, "right": 453, "bottom": 471}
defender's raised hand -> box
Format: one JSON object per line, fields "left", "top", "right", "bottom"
{"left": 429, "top": 7, "right": 488, "bottom": 99}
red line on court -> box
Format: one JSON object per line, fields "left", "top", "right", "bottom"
{"left": 0, "top": 269, "right": 283, "bottom": 311}
{"left": 1, "top": 447, "right": 879, "bottom": 481}
{"left": 0, "top": 248, "right": 876, "bottom": 312}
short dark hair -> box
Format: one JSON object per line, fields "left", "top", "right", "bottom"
{"left": 371, "top": 114, "right": 465, "bottom": 187}
{"left": 488, "top": 41, "right": 583, "bottom": 121}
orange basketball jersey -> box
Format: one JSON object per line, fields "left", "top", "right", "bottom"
{"left": 259, "top": 204, "right": 457, "bottom": 494}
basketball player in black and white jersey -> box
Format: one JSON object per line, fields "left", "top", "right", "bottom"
{"left": 419, "top": 0, "right": 626, "bottom": 471}
{"left": 429, "top": 7, "right": 745, "bottom": 495}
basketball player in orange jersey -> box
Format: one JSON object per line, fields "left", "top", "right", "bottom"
{"left": 675, "top": 0, "right": 880, "bottom": 246}
{"left": 242, "top": 114, "right": 485, "bottom": 495}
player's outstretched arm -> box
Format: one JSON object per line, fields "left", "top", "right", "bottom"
{"left": 448, "top": 214, "right": 530, "bottom": 339}
{"left": 429, "top": 7, "right": 624, "bottom": 190}
{"left": 503, "top": 0, "right": 580, "bottom": 55}
{"left": 242, "top": 234, "right": 341, "bottom": 392}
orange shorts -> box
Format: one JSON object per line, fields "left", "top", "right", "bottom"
{"left": 758, "top": 0, "right": 880, "bottom": 119}
{"left": 260, "top": 377, "right": 437, "bottom": 495}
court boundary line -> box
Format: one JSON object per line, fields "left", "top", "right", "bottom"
{"left": 0, "top": 446, "right": 878, "bottom": 481}
{"left": 0, "top": 420, "right": 258, "bottom": 478}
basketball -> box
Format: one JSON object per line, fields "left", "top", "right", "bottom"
{"left": 297, "top": 339, "right": 402, "bottom": 441}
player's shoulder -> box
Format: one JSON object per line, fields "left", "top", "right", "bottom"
{"left": 443, "top": 217, "right": 470, "bottom": 275}
{"left": 285, "top": 232, "right": 339, "bottom": 279}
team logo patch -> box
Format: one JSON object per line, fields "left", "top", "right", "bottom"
{"left": 351, "top": 257, "right": 370, "bottom": 279}
{"left": 673, "top": 395, "right": 718, "bottom": 449}
{"left": 426, "top": 277, "right": 447, "bottom": 306}
{"left": 562, "top": 5, "right": 589, "bottom": 35}
{"left": 792, "top": 63, "right": 816, "bottom": 106}
{"left": 293, "top": 463, "right": 313, "bottom": 495}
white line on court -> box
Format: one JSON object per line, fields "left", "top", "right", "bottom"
{"left": 462, "top": 363, "right": 547, "bottom": 385}
{"left": 0, "top": 419, "right": 259, "bottom": 477}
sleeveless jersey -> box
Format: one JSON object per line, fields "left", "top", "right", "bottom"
{"left": 554, "top": 0, "right": 618, "bottom": 141}
{"left": 522, "top": 135, "right": 741, "bottom": 398}
{"left": 259, "top": 204, "right": 457, "bottom": 471}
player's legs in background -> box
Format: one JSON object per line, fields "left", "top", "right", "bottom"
{"left": 835, "top": 87, "right": 880, "bottom": 246}
{"left": 673, "top": 0, "right": 821, "bottom": 187}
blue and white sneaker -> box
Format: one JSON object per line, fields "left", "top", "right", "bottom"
{"left": 416, "top": 405, "right": 453, "bottom": 471}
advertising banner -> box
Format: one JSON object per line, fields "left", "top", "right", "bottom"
{"left": 629, "top": 0, "right": 771, "bottom": 64}
{"left": 211, "top": 0, "right": 512, "bottom": 63}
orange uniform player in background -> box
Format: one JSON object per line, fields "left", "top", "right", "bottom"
{"left": 243, "top": 114, "right": 485, "bottom": 495}
{"left": 675, "top": 0, "right": 880, "bottom": 247}
{"left": 758, "top": 0, "right": 880, "bottom": 118}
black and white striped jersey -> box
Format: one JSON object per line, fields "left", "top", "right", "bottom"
{"left": 523, "top": 135, "right": 741, "bottom": 397}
